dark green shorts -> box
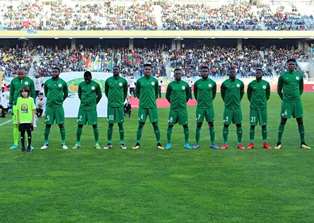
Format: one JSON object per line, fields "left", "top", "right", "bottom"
{"left": 250, "top": 107, "right": 267, "bottom": 126}
{"left": 223, "top": 107, "right": 242, "bottom": 125}
{"left": 107, "top": 106, "right": 124, "bottom": 124}
{"left": 168, "top": 109, "right": 188, "bottom": 125}
{"left": 78, "top": 109, "right": 97, "bottom": 125}
{"left": 196, "top": 106, "right": 214, "bottom": 123}
{"left": 138, "top": 107, "right": 158, "bottom": 123}
{"left": 45, "top": 106, "right": 65, "bottom": 125}
{"left": 281, "top": 99, "right": 303, "bottom": 119}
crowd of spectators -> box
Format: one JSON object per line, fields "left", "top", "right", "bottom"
{"left": 0, "top": 45, "right": 307, "bottom": 78}
{"left": 0, "top": 1, "right": 313, "bottom": 31}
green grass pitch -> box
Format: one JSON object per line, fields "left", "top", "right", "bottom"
{"left": 0, "top": 93, "right": 314, "bottom": 223}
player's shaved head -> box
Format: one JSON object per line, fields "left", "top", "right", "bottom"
{"left": 17, "top": 69, "right": 25, "bottom": 79}
{"left": 287, "top": 58, "right": 296, "bottom": 72}
{"left": 113, "top": 66, "right": 120, "bottom": 76}
{"left": 256, "top": 68, "right": 263, "bottom": 80}
{"left": 52, "top": 67, "right": 60, "bottom": 79}
{"left": 143, "top": 63, "right": 152, "bottom": 77}
{"left": 174, "top": 68, "right": 182, "bottom": 81}
{"left": 84, "top": 71, "right": 92, "bottom": 82}
{"left": 229, "top": 65, "right": 237, "bottom": 80}
{"left": 200, "top": 65, "right": 209, "bottom": 79}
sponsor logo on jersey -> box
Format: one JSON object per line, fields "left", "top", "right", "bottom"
{"left": 24, "top": 81, "right": 29, "bottom": 85}
{"left": 151, "top": 82, "right": 155, "bottom": 86}
{"left": 91, "top": 86, "right": 96, "bottom": 91}
{"left": 263, "top": 85, "right": 266, "bottom": 89}
{"left": 182, "top": 86, "right": 185, "bottom": 90}
{"left": 296, "top": 76, "right": 300, "bottom": 80}
{"left": 119, "top": 82, "right": 123, "bottom": 87}
{"left": 208, "top": 84, "right": 212, "bottom": 88}
{"left": 236, "top": 84, "right": 240, "bottom": 88}
{"left": 58, "top": 83, "right": 62, "bottom": 88}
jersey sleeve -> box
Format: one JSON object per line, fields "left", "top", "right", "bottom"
{"left": 220, "top": 82, "right": 226, "bottom": 101}
{"left": 212, "top": 81, "right": 217, "bottom": 100}
{"left": 96, "top": 83, "right": 102, "bottom": 104}
{"left": 266, "top": 82, "right": 270, "bottom": 100}
{"left": 135, "top": 80, "right": 140, "bottom": 98}
{"left": 165, "top": 83, "right": 172, "bottom": 103}
{"left": 247, "top": 82, "right": 252, "bottom": 101}
{"left": 44, "top": 80, "right": 48, "bottom": 96}
{"left": 155, "top": 79, "right": 159, "bottom": 99}
{"left": 186, "top": 83, "right": 192, "bottom": 101}
{"left": 63, "top": 81, "right": 68, "bottom": 101}
{"left": 123, "top": 79, "right": 128, "bottom": 100}
{"left": 193, "top": 81, "right": 198, "bottom": 99}
{"left": 277, "top": 75, "right": 283, "bottom": 100}
{"left": 104, "top": 79, "right": 109, "bottom": 97}
{"left": 240, "top": 81, "right": 244, "bottom": 100}
{"left": 78, "top": 83, "right": 82, "bottom": 100}
{"left": 299, "top": 75, "right": 304, "bottom": 95}
{"left": 9, "top": 80, "right": 15, "bottom": 104}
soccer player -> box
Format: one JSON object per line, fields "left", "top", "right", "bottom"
{"left": 73, "top": 71, "right": 102, "bottom": 149}
{"left": 165, "top": 68, "right": 192, "bottom": 150}
{"left": 193, "top": 65, "right": 219, "bottom": 150}
{"left": 9, "top": 69, "right": 35, "bottom": 150}
{"left": 40, "top": 67, "right": 68, "bottom": 150}
{"left": 247, "top": 68, "right": 271, "bottom": 150}
{"left": 275, "top": 59, "right": 311, "bottom": 150}
{"left": 104, "top": 66, "right": 128, "bottom": 150}
{"left": 16, "top": 87, "right": 35, "bottom": 152}
{"left": 132, "top": 63, "right": 164, "bottom": 150}
{"left": 221, "top": 65, "right": 245, "bottom": 150}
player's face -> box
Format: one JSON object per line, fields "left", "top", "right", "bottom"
{"left": 113, "top": 67, "right": 120, "bottom": 76}
{"left": 174, "top": 70, "right": 182, "bottom": 81}
{"left": 84, "top": 74, "right": 92, "bottom": 82}
{"left": 17, "top": 70, "right": 25, "bottom": 79}
{"left": 52, "top": 69, "right": 60, "bottom": 78}
{"left": 144, "top": 66, "right": 152, "bottom": 76}
{"left": 229, "top": 67, "right": 237, "bottom": 79}
{"left": 256, "top": 70, "right": 262, "bottom": 79}
{"left": 201, "top": 68, "right": 209, "bottom": 79}
{"left": 287, "top": 61, "right": 295, "bottom": 72}
{"left": 21, "top": 90, "right": 29, "bottom": 98}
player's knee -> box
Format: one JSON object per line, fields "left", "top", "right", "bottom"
{"left": 183, "top": 124, "right": 188, "bottom": 129}
{"left": 58, "top": 124, "right": 64, "bottom": 129}
{"left": 197, "top": 122, "right": 202, "bottom": 128}
{"left": 92, "top": 124, "right": 97, "bottom": 129}
{"left": 46, "top": 124, "right": 52, "bottom": 129}
{"left": 152, "top": 122, "right": 159, "bottom": 129}
{"left": 224, "top": 124, "right": 229, "bottom": 128}
{"left": 78, "top": 124, "right": 83, "bottom": 129}
{"left": 250, "top": 125, "right": 255, "bottom": 129}
{"left": 109, "top": 123, "right": 114, "bottom": 128}
{"left": 280, "top": 118, "right": 287, "bottom": 125}
{"left": 236, "top": 124, "right": 242, "bottom": 128}
{"left": 138, "top": 122, "right": 145, "bottom": 128}
{"left": 296, "top": 118, "right": 303, "bottom": 125}
{"left": 168, "top": 124, "right": 174, "bottom": 129}
{"left": 208, "top": 122, "right": 214, "bottom": 128}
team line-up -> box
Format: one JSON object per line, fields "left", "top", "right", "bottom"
{"left": 7, "top": 59, "right": 311, "bottom": 152}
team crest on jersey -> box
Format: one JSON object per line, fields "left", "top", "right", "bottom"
{"left": 296, "top": 76, "right": 300, "bottom": 80}
{"left": 119, "top": 82, "right": 123, "bottom": 87}
{"left": 151, "top": 82, "right": 155, "bottom": 86}
{"left": 58, "top": 83, "right": 62, "bottom": 88}
{"left": 236, "top": 84, "right": 240, "bottom": 88}
{"left": 182, "top": 86, "right": 185, "bottom": 90}
{"left": 208, "top": 84, "right": 212, "bottom": 88}
{"left": 263, "top": 85, "right": 266, "bottom": 89}
{"left": 91, "top": 86, "right": 95, "bottom": 91}
{"left": 24, "top": 81, "right": 29, "bottom": 85}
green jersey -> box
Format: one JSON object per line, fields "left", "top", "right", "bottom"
{"left": 136, "top": 76, "right": 159, "bottom": 109}
{"left": 277, "top": 71, "right": 303, "bottom": 101}
{"left": 105, "top": 76, "right": 128, "bottom": 108}
{"left": 9, "top": 76, "right": 35, "bottom": 105}
{"left": 221, "top": 78, "right": 244, "bottom": 108}
{"left": 247, "top": 79, "right": 270, "bottom": 109}
{"left": 16, "top": 97, "right": 35, "bottom": 123}
{"left": 194, "top": 78, "right": 216, "bottom": 109}
{"left": 44, "top": 78, "right": 68, "bottom": 108}
{"left": 166, "top": 80, "right": 191, "bottom": 110}
{"left": 78, "top": 80, "right": 102, "bottom": 111}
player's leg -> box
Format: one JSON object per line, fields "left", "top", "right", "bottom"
{"left": 150, "top": 108, "right": 163, "bottom": 150}
{"left": 56, "top": 106, "right": 67, "bottom": 149}
{"left": 208, "top": 122, "right": 219, "bottom": 149}
{"left": 133, "top": 107, "right": 147, "bottom": 149}
{"left": 118, "top": 122, "right": 127, "bottom": 149}
{"left": 73, "top": 124, "right": 84, "bottom": 149}
{"left": 296, "top": 118, "right": 310, "bottom": 149}
{"left": 58, "top": 124, "right": 67, "bottom": 149}
{"left": 248, "top": 109, "right": 256, "bottom": 149}
{"left": 194, "top": 107, "right": 204, "bottom": 149}
{"left": 275, "top": 117, "right": 287, "bottom": 149}
{"left": 19, "top": 124, "right": 26, "bottom": 152}
{"left": 235, "top": 108, "right": 244, "bottom": 150}
{"left": 222, "top": 108, "right": 231, "bottom": 149}
{"left": 10, "top": 105, "right": 19, "bottom": 150}
{"left": 166, "top": 110, "right": 176, "bottom": 149}
{"left": 26, "top": 124, "right": 32, "bottom": 152}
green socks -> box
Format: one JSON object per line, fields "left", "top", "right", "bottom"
{"left": 13, "top": 125, "right": 19, "bottom": 145}
{"left": 209, "top": 127, "right": 215, "bottom": 144}
{"left": 136, "top": 122, "right": 144, "bottom": 143}
{"left": 76, "top": 126, "right": 83, "bottom": 144}
{"left": 44, "top": 125, "right": 51, "bottom": 144}
{"left": 183, "top": 125, "right": 189, "bottom": 144}
{"left": 167, "top": 125, "right": 173, "bottom": 144}
{"left": 277, "top": 123, "right": 285, "bottom": 144}
{"left": 93, "top": 126, "right": 99, "bottom": 144}
{"left": 118, "top": 123, "right": 124, "bottom": 144}
{"left": 107, "top": 124, "right": 113, "bottom": 144}
{"left": 250, "top": 125, "right": 255, "bottom": 142}
{"left": 152, "top": 123, "right": 161, "bottom": 143}
{"left": 262, "top": 125, "right": 267, "bottom": 141}
{"left": 236, "top": 125, "right": 242, "bottom": 144}
{"left": 298, "top": 123, "right": 305, "bottom": 144}
{"left": 195, "top": 126, "right": 201, "bottom": 144}
{"left": 59, "top": 127, "right": 66, "bottom": 144}
{"left": 223, "top": 125, "right": 229, "bottom": 144}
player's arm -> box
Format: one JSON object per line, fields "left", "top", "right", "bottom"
{"left": 299, "top": 76, "right": 304, "bottom": 95}
{"left": 44, "top": 81, "right": 48, "bottom": 96}
{"left": 155, "top": 79, "right": 159, "bottom": 99}
{"left": 30, "top": 79, "right": 36, "bottom": 102}
{"left": 247, "top": 83, "right": 252, "bottom": 102}
{"left": 96, "top": 83, "right": 102, "bottom": 104}
{"left": 240, "top": 82, "right": 244, "bottom": 100}
{"left": 266, "top": 82, "right": 270, "bottom": 101}
{"left": 9, "top": 80, "right": 14, "bottom": 105}
{"left": 63, "top": 81, "right": 68, "bottom": 101}
{"left": 212, "top": 82, "right": 217, "bottom": 100}
{"left": 104, "top": 80, "right": 109, "bottom": 97}
{"left": 186, "top": 83, "right": 192, "bottom": 102}
{"left": 78, "top": 84, "right": 82, "bottom": 100}
{"left": 193, "top": 82, "right": 198, "bottom": 99}
{"left": 165, "top": 83, "right": 171, "bottom": 103}
{"left": 277, "top": 75, "right": 283, "bottom": 100}
{"left": 123, "top": 80, "right": 128, "bottom": 101}
{"left": 135, "top": 80, "right": 140, "bottom": 98}
{"left": 220, "top": 82, "right": 226, "bottom": 101}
